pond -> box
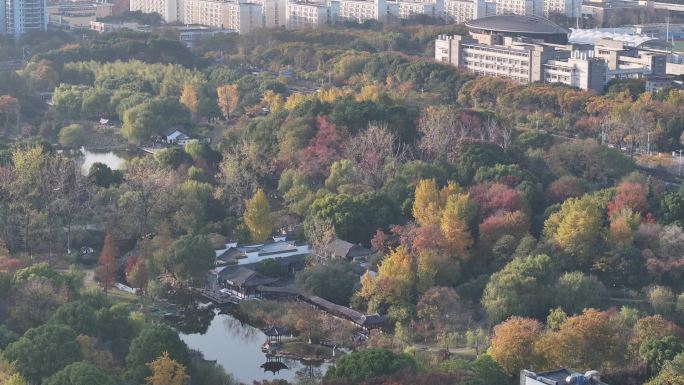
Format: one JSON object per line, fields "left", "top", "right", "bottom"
{"left": 78, "top": 147, "right": 141, "bottom": 175}
{"left": 172, "top": 306, "right": 329, "bottom": 384}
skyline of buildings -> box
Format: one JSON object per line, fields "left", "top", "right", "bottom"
{"left": 435, "top": 15, "right": 678, "bottom": 94}
{"left": 2, "top": 0, "right": 48, "bottom": 39}
{"left": 126, "top": 0, "right": 635, "bottom": 34}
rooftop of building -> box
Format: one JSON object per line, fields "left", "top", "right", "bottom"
{"left": 465, "top": 15, "right": 570, "bottom": 36}
{"left": 521, "top": 369, "right": 608, "bottom": 385}
{"left": 569, "top": 28, "right": 673, "bottom": 48}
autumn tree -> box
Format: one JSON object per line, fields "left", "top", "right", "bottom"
{"left": 489, "top": 317, "right": 544, "bottom": 375}
{"left": 546, "top": 176, "right": 585, "bottom": 204}
{"left": 299, "top": 117, "right": 348, "bottom": 181}
{"left": 359, "top": 246, "right": 416, "bottom": 319}
{"left": 609, "top": 209, "right": 640, "bottom": 247}
{"left": 217, "top": 84, "right": 239, "bottom": 118}
{"left": 146, "top": 351, "right": 190, "bottom": 385}
{"left": 97, "top": 233, "right": 118, "bottom": 296}
{"left": 416, "top": 287, "right": 472, "bottom": 341}
{"left": 478, "top": 210, "right": 530, "bottom": 247}
{"left": 0, "top": 95, "right": 20, "bottom": 134}
{"left": 179, "top": 84, "right": 199, "bottom": 118}
{"left": 125, "top": 255, "right": 147, "bottom": 294}
{"left": 634, "top": 315, "right": 684, "bottom": 351}
{"left": 413, "top": 179, "right": 440, "bottom": 227}
{"left": 261, "top": 90, "right": 283, "bottom": 112}
{"left": 0, "top": 359, "right": 27, "bottom": 385}
{"left": 244, "top": 189, "right": 273, "bottom": 243}
{"left": 534, "top": 309, "right": 629, "bottom": 372}
{"left": 646, "top": 352, "right": 684, "bottom": 385}
{"left": 608, "top": 181, "right": 649, "bottom": 218}
{"left": 543, "top": 195, "right": 603, "bottom": 263}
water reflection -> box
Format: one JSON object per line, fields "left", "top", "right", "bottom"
{"left": 78, "top": 147, "right": 140, "bottom": 175}
{"left": 174, "top": 306, "right": 330, "bottom": 384}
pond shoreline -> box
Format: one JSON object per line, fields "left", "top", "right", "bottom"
{"left": 145, "top": 293, "right": 333, "bottom": 383}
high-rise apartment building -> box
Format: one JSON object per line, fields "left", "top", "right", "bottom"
{"left": 390, "top": 0, "right": 442, "bottom": 19}
{"left": 4, "top": 0, "right": 47, "bottom": 39}
{"left": 262, "top": 0, "right": 287, "bottom": 27}
{"left": 183, "top": 0, "right": 261, "bottom": 33}
{"left": 492, "top": 0, "right": 542, "bottom": 16}
{"left": 338, "top": 0, "right": 387, "bottom": 23}
{"left": 444, "top": 0, "right": 494, "bottom": 24}
{"left": 285, "top": 0, "right": 337, "bottom": 28}
{"left": 130, "top": 0, "right": 179, "bottom": 22}
{"left": 544, "top": 0, "right": 579, "bottom": 17}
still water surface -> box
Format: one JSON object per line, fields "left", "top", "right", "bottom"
{"left": 177, "top": 308, "right": 329, "bottom": 384}
{"left": 79, "top": 148, "right": 139, "bottom": 174}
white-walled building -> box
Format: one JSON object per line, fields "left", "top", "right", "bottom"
{"left": 262, "top": 0, "right": 287, "bottom": 27}
{"left": 444, "top": 0, "right": 493, "bottom": 24}
{"left": 130, "top": 0, "right": 179, "bottom": 22}
{"left": 338, "top": 0, "right": 387, "bottom": 23}
{"left": 543, "top": 51, "right": 607, "bottom": 93}
{"left": 390, "top": 0, "right": 442, "bottom": 19}
{"left": 286, "top": 0, "right": 338, "bottom": 28}
{"left": 435, "top": 16, "right": 669, "bottom": 94}
{"left": 492, "top": 0, "right": 542, "bottom": 16}
{"left": 183, "top": 0, "right": 225, "bottom": 27}
{"left": 544, "top": 0, "right": 580, "bottom": 18}
{"left": 4, "top": 0, "right": 48, "bottom": 39}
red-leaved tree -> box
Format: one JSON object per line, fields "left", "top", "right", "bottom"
{"left": 125, "top": 255, "right": 147, "bottom": 294}
{"left": 298, "top": 116, "right": 348, "bottom": 181}
{"left": 97, "top": 232, "right": 118, "bottom": 295}
{"left": 608, "top": 181, "right": 649, "bottom": 219}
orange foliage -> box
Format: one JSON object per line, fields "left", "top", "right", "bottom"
{"left": 490, "top": 317, "right": 544, "bottom": 375}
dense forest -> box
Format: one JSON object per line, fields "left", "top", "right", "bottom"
{"left": 0, "top": 24, "right": 683, "bottom": 385}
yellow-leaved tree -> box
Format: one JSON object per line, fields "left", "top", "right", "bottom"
{"left": 179, "top": 84, "right": 199, "bottom": 118}
{"left": 262, "top": 90, "right": 284, "bottom": 112}
{"left": 217, "top": 84, "right": 239, "bottom": 118}
{"left": 440, "top": 193, "right": 475, "bottom": 259}
{"left": 543, "top": 195, "right": 603, "bottom": 261}
{"left": 412, "top": 179, "right": 441, "bottom": 227}
{"left": 359, "top": 246, "right": 416, "bottom": 315}
{"left": 244, "top": 189, "right": 273, "bottom": 243}
{"left": 145, "top": 352, "right": 190, "bottom": 385}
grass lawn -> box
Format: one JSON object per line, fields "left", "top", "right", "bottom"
{"left": 280, "top": 340, "right": 338, "bottom": 359}
{"left": 675, "top": 41, "right": 684, "bottom": 53}
{"left": 107, "top": 288, "right": 139, "bottom": 303}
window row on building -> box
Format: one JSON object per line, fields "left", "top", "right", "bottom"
{"left": 435, "top": 32, "right": 670, "bottom": 94}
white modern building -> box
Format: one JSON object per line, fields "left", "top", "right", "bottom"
{"left": 544, "top": 0, "right": 580, "bottom": 18}
{"left": 543, "top": 51, "right": 607, "bottom": 93}
{"left": 444, "top": 0, "right": 494, "bottom": 24}
{"left": 183, "top": 0, "right": 262, "bottom": 33}
{"left": 390, "top": 0, "right": 442, "bottom": 19}
{"left": 4, "top": 0, "right": 48, "bottom": 39}
{"left": 285, "top": 0, "right": 338, "bottom": 28}
{"left": 435, "top": 15, "right": 669, "bottom": 94}
{"left": 129, "top": 0, "right": 179, "bottom": 22}
{"left": 492, "top": 0, "right": 543, "bottom": 16}
{"left": 338, "top": 0, "right": 387, "bottom": 23}
{"left": 262, "top": 0, "right": 287, "bottom": 27}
